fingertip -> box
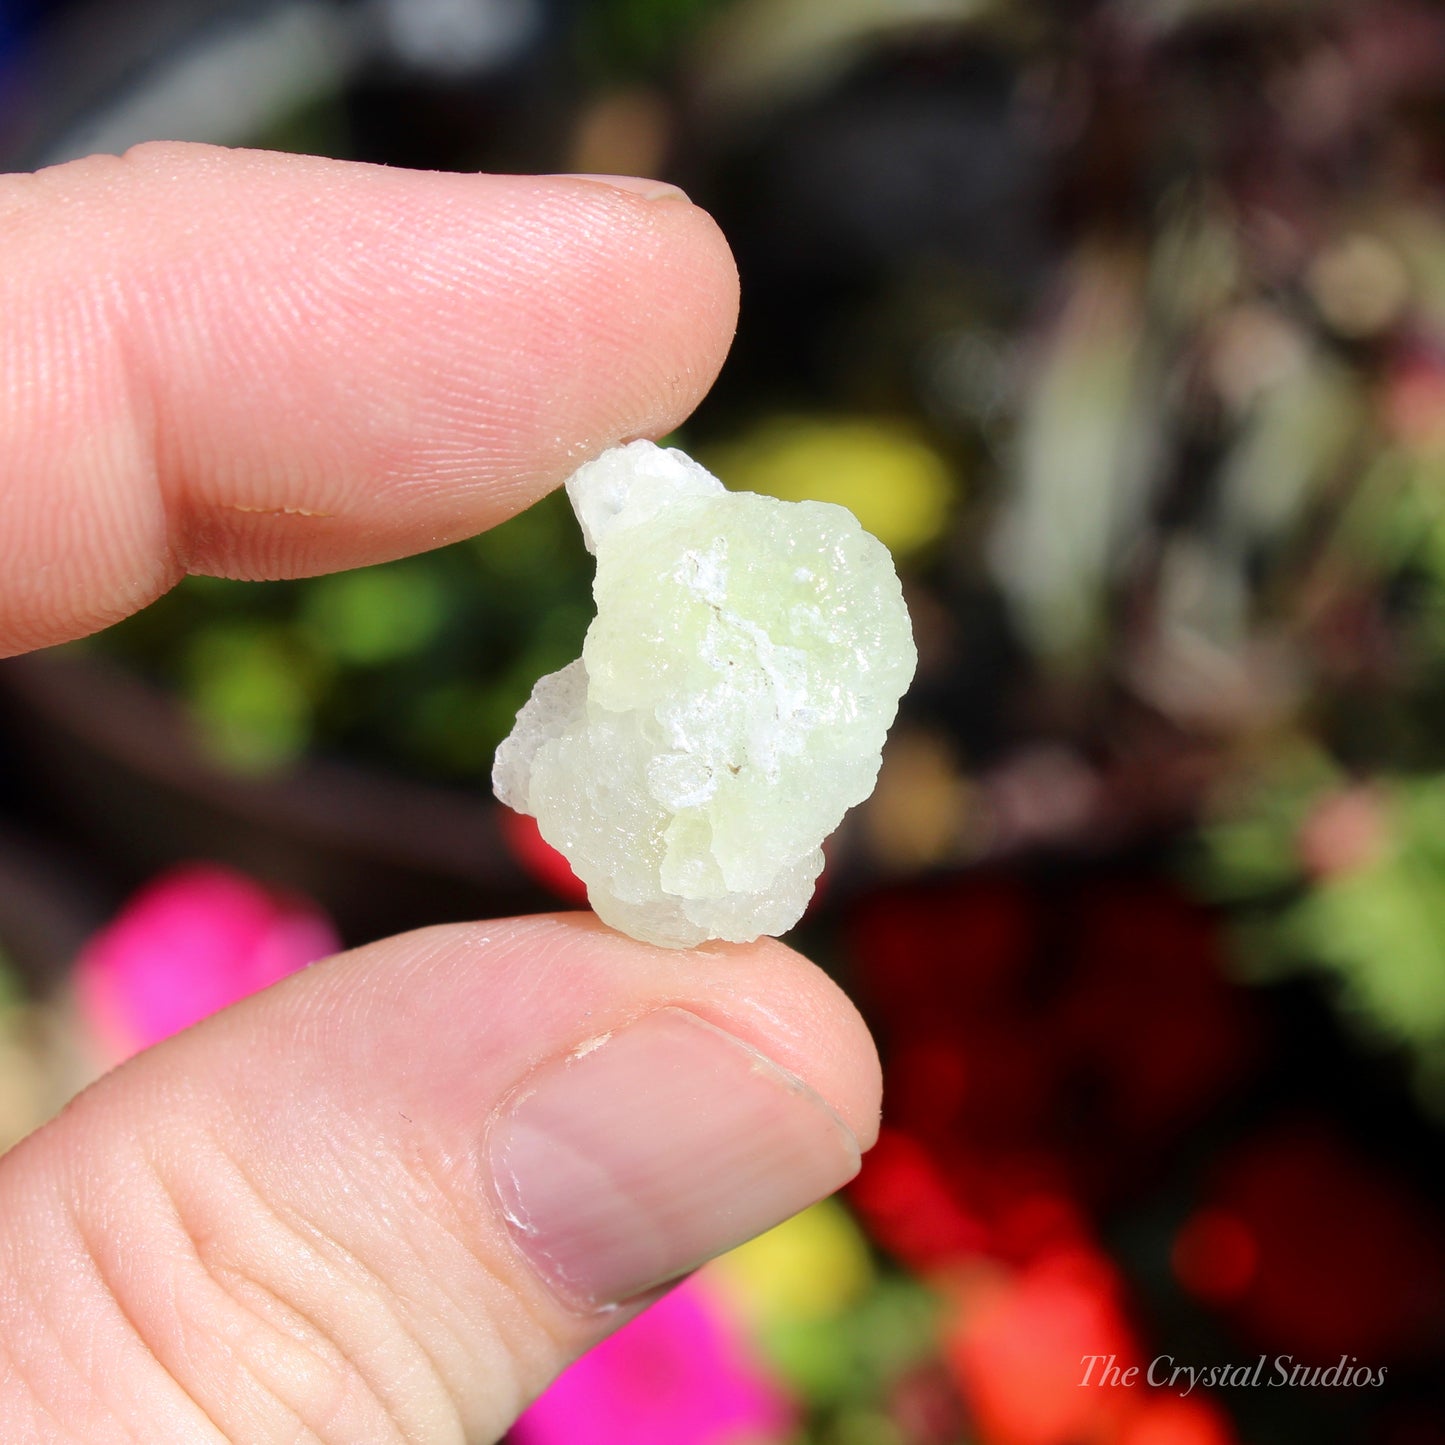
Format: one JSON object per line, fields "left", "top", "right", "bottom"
{"left": 409, "top": 914, "right": 881, "bottom": 1152}
{"left": 0, "top": 146, "right": 743, "bottom": 648}
{"left": 245, "top": 910, "right": 879, "bottom": 1157}
{"left": 154, "top": 159, "right": 743, "bottom": 576}
{"left": 696, "top": 930, "right": 883, "bottom": 1153}
{"left": 0, "top": 905, "right": 878, "bottom": 1439}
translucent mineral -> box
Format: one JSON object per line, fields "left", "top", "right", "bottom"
{"left": 493, "top": 439, "right": 916, "bottom": 948}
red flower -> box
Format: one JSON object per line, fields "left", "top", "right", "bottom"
{"left": 1200, "top": 1117, "right": 1445, "bottom": 1360}
{"left": 849, "top": 1128, "right": 988, "bottom": 1270}
{"left": 944, "top": 1246, "right": 1239, "bottom": 1445}
{"left": 499, "top": 810, "right": 590, "bottom": 905}
{"left": 848, "top": 874, "right": 1257, "bottom": 1266}
{"left": 944, "top": 1247, "right": 1143, "bottom": 1445}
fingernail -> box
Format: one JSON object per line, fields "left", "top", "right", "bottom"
{"left": 489, "top": 1007, "right": 860, "bottom": 1310}
{"left": 553, "top": 172, "right": 690, "bottom": 203}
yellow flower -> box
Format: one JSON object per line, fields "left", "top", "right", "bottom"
{"left": 705, "top": 416, "right": 954, "bottom": 559}
{"left": 705, "top": 1198, "right": 874, "bottom": 1326}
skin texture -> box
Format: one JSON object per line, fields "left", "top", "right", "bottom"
{"left": 0, "top": 145, "right": 882, "bottom": 1443}
{"left": 0, "top": 146, "right": 739, "bottom": 653}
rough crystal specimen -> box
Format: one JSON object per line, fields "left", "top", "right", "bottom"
{"left": 493, "top": 439, "right": 916, "bottom": 948}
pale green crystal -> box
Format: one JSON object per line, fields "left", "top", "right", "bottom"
{"left": 493, "top": 439, "right": 916, "bottom": 948}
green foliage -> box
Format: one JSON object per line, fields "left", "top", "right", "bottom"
{"left": 184, "top": 622, "right": 323, "bottom": 773}
{"left": 756, "top": 1275, "right": 943, "bottom": 1411}
{"left": 1200, "top": 764, "right": 1445, "bottom": 1112}
{"left": 92, "top": 490, "right": 593, "bottom": 784}
{"left": 576, "top": 0, "right": 733, "bottom": 80}
{"left": 298, "top": 565, "right": 447, "bottom": 667}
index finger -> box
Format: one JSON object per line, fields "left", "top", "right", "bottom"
{"left": 0, "top": 143, "right": 739, "bottom": 656}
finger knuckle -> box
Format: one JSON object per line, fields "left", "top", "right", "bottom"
{"left": 70, "top": 1136, "right": 442, "bottom": 1444}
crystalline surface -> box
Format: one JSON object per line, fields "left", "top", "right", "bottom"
{"left": 493, "top": 440, "right": 917, "bottom": 948}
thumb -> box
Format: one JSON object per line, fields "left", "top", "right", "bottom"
{"left": 0, "top": 915, "right": 877, "bottom": 1443}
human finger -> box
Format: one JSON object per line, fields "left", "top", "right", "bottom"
{"left": 0, "top": 143, "right": 738, "bottom": 654}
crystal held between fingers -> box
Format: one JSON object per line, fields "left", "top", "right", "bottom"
{"left": 493, "top": 440, "right": 916, "bottom": 948}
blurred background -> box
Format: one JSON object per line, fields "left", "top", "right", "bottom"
{"left": 3, "top": 0, "right": 1445, "bottom": 1440}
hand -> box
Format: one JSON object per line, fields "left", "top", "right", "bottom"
{"left": 0, "top": 144, "right": 880, "bottom": 1443}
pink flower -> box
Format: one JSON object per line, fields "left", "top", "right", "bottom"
{"left": 75, "top": 863, "right": 340, "bottom": 1060}
{"left": 511, "top": 1277, "right": 794, "bottom": 1445}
